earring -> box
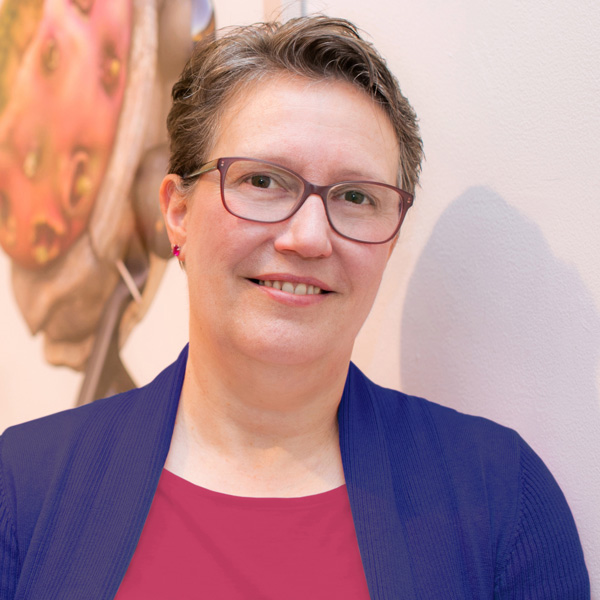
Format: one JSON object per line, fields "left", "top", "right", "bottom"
{"left": 172, "top": 244, "right": 185, "bottom": 270}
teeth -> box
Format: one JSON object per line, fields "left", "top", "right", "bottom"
{"left": 258, "top": 280, "right": 323, "bottom": 295}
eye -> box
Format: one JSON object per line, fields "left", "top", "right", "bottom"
{"left": 343, "top": 190, "right": 369, "bottom": 205}
{"left": 227, "top": 161, "right": 299, "bottom": 195}
{"left": 250, "top": 174, "right": 272, "bottom": 188}
{"left": 329, "top": 184, "right": 386, "bottom": 212}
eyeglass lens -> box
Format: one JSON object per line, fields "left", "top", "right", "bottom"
{"left": 221, "top": 159, "right": 404, "bottom": 243}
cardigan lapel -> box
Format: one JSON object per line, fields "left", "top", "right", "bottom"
{"left": 339, "top": 363, "right": 417, "bottom": 600}
{"left": 16, "top": 346, "right": 188, "bottom": 600}
{"left": 340, "top": 364, "right": 478, "bottom": 599}
{"left": 18, "top": 352, "right": 451, "bottom": 598}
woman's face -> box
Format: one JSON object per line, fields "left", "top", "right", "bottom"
{"left": 171, "top": 75, "right": 400, "bottom": 367}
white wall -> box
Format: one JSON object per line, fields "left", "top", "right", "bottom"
{"left": 1, "top": 0, "right": 598, "bottom": 592}
{"left": 304, "top": 0, "right": 600, "bottom": 593}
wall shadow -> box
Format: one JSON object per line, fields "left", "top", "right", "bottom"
{"left": 401, "top": 186, "right": 600, "bottom": 580}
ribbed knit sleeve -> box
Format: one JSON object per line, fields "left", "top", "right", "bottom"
{"left": 0, "top": 437, "right": 19, "bottom": 599}
{"left": 494, "top": 438, "right": 590, "bottom": 599}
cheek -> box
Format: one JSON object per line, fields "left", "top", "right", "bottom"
{"left": 340, "top": 248, "right": 390, "bottom": 333}
{"left": 186, "top": 201, "right": 266, "bottom": 275}
{"left": 353, "top": 246, "right": 391, "bottom": 292}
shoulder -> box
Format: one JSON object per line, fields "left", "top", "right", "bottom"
{"left": 0, "top": 349, "right": 185, "bottom": 537}
{"left": 2, "top": 383, "right": 143, "bottom": 473}
{"left": 348, "top": 362, "right": 521, "bottom": 464}
{"left": 345, "top": 363, "right": 525, "bottom": 533}
{"left": 0, "top": 387, "right": 142, "bottom": 527}
{"left": 347, "top": 364, "right": 590, "bottom": 596}
{"left": 0, "top": 346, "right": 186, "bottom": 472}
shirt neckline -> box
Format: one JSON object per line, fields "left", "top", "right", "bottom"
{"left": 161, "top": 468, "right": 348, "bottom": 508}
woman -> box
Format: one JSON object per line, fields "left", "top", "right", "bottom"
{"left": 0, "top": 16, "right": 589, "bottom": 599}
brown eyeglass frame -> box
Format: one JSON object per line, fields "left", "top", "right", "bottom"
{"left": 182, "top": 157, "right": 414, "bottom": 244}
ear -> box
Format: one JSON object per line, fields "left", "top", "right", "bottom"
{"left": 159, "top": 174, "right": 189, "bottom": 259}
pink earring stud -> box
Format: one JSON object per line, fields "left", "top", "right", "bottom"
{"left": 172, "top": 244, "right": 181, "bottom": 257}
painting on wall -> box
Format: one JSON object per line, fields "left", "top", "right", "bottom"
{"left": 0, "top": 0, "right": 215, "bottom": 405}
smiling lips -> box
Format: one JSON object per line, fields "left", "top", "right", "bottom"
{"left": 257, "top": 279, "right": 325, "bottom": 295}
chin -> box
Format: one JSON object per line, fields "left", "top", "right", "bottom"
{"left": 254, "top": 347, "right": 319, "bottom": 367}
{"left": 241, "top": 327, "right": 352, "bottom": 368}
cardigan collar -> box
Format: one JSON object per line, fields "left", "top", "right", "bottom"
{"left": 341, "top": 363, "right": 417, "bottom": 599}
{"left": 19, "top": 347, "right": 415, "bottom": 599}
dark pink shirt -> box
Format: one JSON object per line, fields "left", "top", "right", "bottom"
{"left": 116, "top": 469, "right": 371, "bottom": 599}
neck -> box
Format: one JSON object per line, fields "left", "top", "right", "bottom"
{"left": 165, "top": 338, "right": 351, "bottom": 497}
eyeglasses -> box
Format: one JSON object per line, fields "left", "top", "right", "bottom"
{"left": 183, "top": 157, "right": 413, "bottom": 244}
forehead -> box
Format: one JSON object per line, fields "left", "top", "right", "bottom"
{"left": 208, "top": 74, "right": 400, "bottom": 184}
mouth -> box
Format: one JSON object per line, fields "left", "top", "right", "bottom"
{"left": 249, "top": 278, "right": 331, "bottom": 296}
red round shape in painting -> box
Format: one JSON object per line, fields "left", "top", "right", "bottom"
{"left": 0, "top": 0, "right": 132, "bottom": 269}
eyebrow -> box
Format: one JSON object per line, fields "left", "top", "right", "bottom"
{"left": 250, "top": 155, "right": 392, "bottom": 184}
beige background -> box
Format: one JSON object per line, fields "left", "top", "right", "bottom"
{"left": 1, "top": 0, "right": 598, "bottom": 594}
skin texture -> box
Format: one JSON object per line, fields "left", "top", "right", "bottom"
{"left": 160, "top": 75, "right": 400, "bottom": 497}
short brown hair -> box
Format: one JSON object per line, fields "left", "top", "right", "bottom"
{"left": 167, "top": 15, "right": 423, "bottom": 193}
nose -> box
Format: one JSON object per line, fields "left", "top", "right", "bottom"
{"left": 273, "top": 194, "right": 333, "bottom": 258}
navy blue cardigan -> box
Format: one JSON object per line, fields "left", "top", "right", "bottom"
{"left": 0, "top": 346, "right": 589, "bottom": 598}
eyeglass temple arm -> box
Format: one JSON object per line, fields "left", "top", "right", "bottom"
{"left": 182, "top": 159, "right": 219, "bottom": 180}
